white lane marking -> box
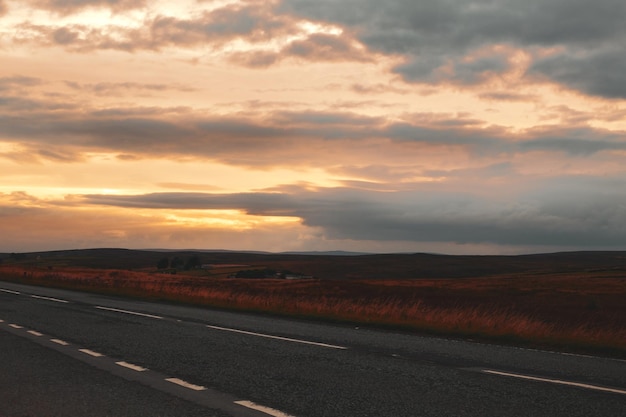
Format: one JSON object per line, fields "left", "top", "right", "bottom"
{"left": 206, "top": 325, "right": 347, "bottom": 350}
{"left": 9, "top": 324, "right": 23, "bottom": 329}
{"left": 27, "top": 330, "right": 43, "bottom": 336}
{"left": 0, "top": 319, "right": 4, "bottom": 322}
{"left": 51, "top": 338, "right": 69, "bottom": 346}
{"left": 116, "top": 361, "right": 147, "bottom": 372}
{"left": 165, "top": 378, "right": 206, "bottom": 391}
{"left": 482, "top": 370, "right": 626, "bottom": 395}
{"left": 95, "top": 306, "right": 163, "bottom": 320}
{"left": 235, "top": 400, "right": 296, "bottom": 417}
{"left": 31, "top": 295, "right": 69, "bottom": 303}
{"left": 0, "top": 288, "right": 21, "bottom": 295}
{"left": 79, "top": 349, "right": 104, "bottom": 357}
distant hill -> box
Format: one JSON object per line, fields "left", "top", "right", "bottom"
{"left": 279, "top": 250, "right": 371, "bottom": 256}
{"left": 1, "top": 248, "right": 625, "bottom": 280}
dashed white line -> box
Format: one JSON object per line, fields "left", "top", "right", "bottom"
{"left": 205, "top": 325, "right": 347, "bottom": 350}
{"left": 0, "top": 288, "right": 21, "bottom": 295}
{"left": 79, "top": 348, "right": 104, "bottom": 357}
{"left": 95, "top": 306, "right": 163, "bottom": 319}
{"left": 482, "top": 370, "right": 626, "bottom": 395}
{"left": 0, "top": 319, "right": 4, "bottom": 323}
{"left": 116, "top": 361, "right": 147, "bottom": 372}
{"left": 31, "top": 295, "right": 69, "bottom": 303}
{"left": 27, "top": 330, "right": 43, "bottom": 336}
{"left": 9, "top": 324, "right": 23, "bottom": 329}
{"left": 51, "top": 338, "right": 69, "bottom": 346}
{"left": 235, "top": 400, "right": 296, "bottom": 417}
{"left": 165, "top": 378, "right": 206, "bottom": 391}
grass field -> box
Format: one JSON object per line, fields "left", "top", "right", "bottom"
{"left": 1, "top": 249, "right": 625, "bottom": 357}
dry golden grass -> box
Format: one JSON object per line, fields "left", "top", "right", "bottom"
{"left": 1, "top": 264, "right": 624, "bottom": 355}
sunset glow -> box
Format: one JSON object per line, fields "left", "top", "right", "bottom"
{"left": 2, "top": 0, "right": 626, "bottom": 254}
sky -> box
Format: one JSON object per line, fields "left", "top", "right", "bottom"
{"left": 1, "top": 0, "right": 626, "bottom": 255}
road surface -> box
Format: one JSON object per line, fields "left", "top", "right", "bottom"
{"left": 1, "top": 281, "right": 625, "bottom": 417}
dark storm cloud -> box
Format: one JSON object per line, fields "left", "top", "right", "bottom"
{"left": 280, "top": 0, "right": 626, "bottom": 97}
{"left": 80, "top": 177, "right": 626, "bottom": 248}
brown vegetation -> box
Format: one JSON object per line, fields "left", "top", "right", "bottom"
{"left": 1, "top": 250, "right": 625, "bottom": 357}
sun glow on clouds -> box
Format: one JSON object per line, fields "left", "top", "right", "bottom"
{"left": 164, "top": 210, "right": 299, "bottom": 229}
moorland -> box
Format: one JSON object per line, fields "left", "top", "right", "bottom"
{"left": 1, "top": 248, "right": 625, "bottom": 356}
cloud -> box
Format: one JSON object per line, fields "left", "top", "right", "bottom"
{"left": 521, "top": 126, "right": 626, "bottom": 155}
{"left": 64, "top": 81, "right": 196, "bottom": 96}
{"left": 530, "top": 46, "right": 626, "bottom": 99}
{"left": 78, "top": 176, "right": 626, "bottom": 249}
{"left": 0, "top": 76, "right": 43, "bottom": 91}
{"left": 0, "top": 0, "right": 7, "bottom": 17}
{"left": 478, "top": 92, "right": 537, "bottom": 102}
{"left": 7, "top": 1, "right": 626, "bottom": 96}
{"left": 0, "top": 191, "right": 306, "bottom": 253}
{"left": 29, "top": 0, "right": 146, "bottom": 14}
{"left": 10, "top": 2, "right": 371, "bottom": 68}
{"left": 229, "top": 32, "right": 371, "bottom": 67}
{"left": 280, "top": 0, "right": 626, "bottom": 97}
{"left": 350, "top": 83, "right": 408, "bottom": 95}
{"left": 14, "top": 3, "right": 299, "bottom": 53}
{"left": 2, "top": 92, "right": 625, "bottom": 166}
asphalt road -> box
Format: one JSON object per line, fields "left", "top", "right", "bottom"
{"left": 1, "top": 281, "right": 625, "bottom": 417}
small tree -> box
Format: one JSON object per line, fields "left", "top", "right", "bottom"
{"left": 184, "top": 255, "right": 200, "bottom": 270}
{"left": 157, "top": 257, "right": 169, "bottom": 270}
{"left": 170, "top": 256, "right": 184, "bottom": 269}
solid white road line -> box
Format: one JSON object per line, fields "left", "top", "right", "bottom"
{"left": 235, "top": 400, "right": 296, "bottom": 417}
{"left": 9, "top": 324, "right": 23, "bottom": 329}
{"left": 206, "top": 324, "right": 348, "bottom": 350}
{"left": 31, "top": 295, "right": 69, "bottom": 303}
{"left": 116, "top": 361, "right": 147, "bottom": 372}
{"left": 94, "top": 306, "right": 163, "bottom": 319}
{"left": 482, "top": 370, "right": 626, "bottom": 395}
{"left": 79, "top": 349, "right": 104, "bottom": 357}
{"left": 165, "top": 378, "right": 206, "bottom": 391}
{"left": 51, "top": 338, "right": 69, "bottom": 346}
{"left": 27, "top": 330, "right": 43, "bottom": 336}
{"left": 0, "top": 288, "right": 21, "bottom": 295}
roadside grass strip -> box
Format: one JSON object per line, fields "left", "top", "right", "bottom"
{"left": 235, "top": 400, "right": 297, "bottom": 417}
{"left": 482, "top": 370, "right": 626, "bottom": 395}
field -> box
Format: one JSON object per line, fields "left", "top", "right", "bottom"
{"left": 1, "top": 249, "right": 625, "bottom": 356}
